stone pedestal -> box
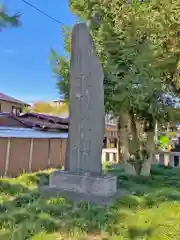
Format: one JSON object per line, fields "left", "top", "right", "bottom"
{"left": 40, "top": 171, "right": 118, "bottom": 205}
{"left": 49, "top": 171, "right": 117, "bottom": 196}
{"left": 43, "top": 170, "right": 116, "bottom": 195}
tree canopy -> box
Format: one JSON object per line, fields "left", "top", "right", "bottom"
{"left": 0, "top": 3, "right": 21, "bottom": 30}
{"left": 50, "top": 0, "right": 180, "bottom": 175}
{"left": 29, "top": 102, "right": 69, "bottom": 116}
{"left": 53, "top": 0, "right": 180, "bottom": 119}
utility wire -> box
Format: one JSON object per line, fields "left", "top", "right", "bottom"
{"left": 20, "top": 1, "right": 150, "bottom": 45}
{"left": 21, "top": 0, "right": 65, "bottom": 25}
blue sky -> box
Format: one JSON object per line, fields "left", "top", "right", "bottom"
{"left": 0, "top": 0, "right": 77, "bottom": 103}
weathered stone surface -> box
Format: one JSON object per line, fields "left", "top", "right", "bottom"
{"left": 65, "top": 23, "right": 105, "bottom": 175}
{"left": 49, "top": 170, "right": 117, "bottom": 197}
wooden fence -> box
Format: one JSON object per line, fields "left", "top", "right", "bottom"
{"left": 0, "top": 137, "right": 67, "bottom": 177}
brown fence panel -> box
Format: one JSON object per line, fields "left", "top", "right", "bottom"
{"left": 61, "top": 139, "right": 67, "bottom": 167}
{"left": 0, "top": 137, "right": 67, "bottom": 176}
{"left": 31, "top": 138, "right": 49, "bottom": 171}
{"left": 7, "top": 138, "right": 31, "bottom": 177}
{"left": 0, "top": 138, "right": 7, "bottom": 176}
{"left": 50, "top": 139, "right": 65, "bottom": 168}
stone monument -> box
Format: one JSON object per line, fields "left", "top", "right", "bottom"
{"left": 66, "top": 22, "right": 104, "bottom": 174}
{"left": 41, "top": 22, "right": 117, "bottom": 204}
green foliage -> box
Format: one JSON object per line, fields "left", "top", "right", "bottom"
{"left": 167, "top": 131, "right": 177, "bottom": 138}
{"left": 50, "top": 49, "right": 70, "bottom": 100}
{"left": 160, "top": 136, "right": 170, "bottom": 144}
{"left": 31, "top": 102, "right": 69, "bottom": 115}
{"left": 0, "top": 3, "right": 21, "bottom": 30}
{"left": 49, "top": 26, "right": 72, "bottom": 101}
{"left": 23, "top": 106, "right": 30, "bottom": 113}
{"left": 33, "top": 102, "right": 53, "bottom": 113}
{"left": 0, "top": 166, "right": 180, "bottom": 239}
{"left": 51, "top": 0, "right": 180, "bottom": 125}
{"left": 159, "top": 135, "right": 170, "bottom": 150}
{"left": 48, "top": 0, "right": 180, "bottom": 175}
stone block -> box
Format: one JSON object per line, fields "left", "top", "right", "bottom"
{"left": 49, "top": 170, "right": 117, "bottom": 197}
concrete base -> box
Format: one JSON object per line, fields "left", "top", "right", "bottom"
{"left": 39, "top": 170, "right": 120, "bottom": 206}
{"left": 39, "top": 186, "right": 128, "bottom": 206}
{"left": 49, "top": 170, "right": 117, "bottom": 196}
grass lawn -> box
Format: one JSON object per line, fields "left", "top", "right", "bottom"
{"left": 0, "top": 165, "right": 180, "bottom": 239}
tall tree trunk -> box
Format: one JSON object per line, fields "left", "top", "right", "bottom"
{"left": 141, "top": 129, "right": 155, "bottom": 176}
{"left": 129, "top": 112, "right": 140, "bottom": 155}
{"left": 117, "top": 112, "right": 155, "bottom": 176}
{"left": 126, "top": 111, "right": 142, "bottom": 175}
{"left": 119, "top": 112, "right": 136, "bottom": 175}
{"left": 117, "top": 116, "right": 121, "bottom": 163}
{"left": 166, "top": 122, "right": 170, "bottom": 133}
{"left": 153, "top": 120, "right": 158, "bottom": 164}
{"left": 154, "top": 121, "right": 158, "bottom": 143}
{"left": 117, "top": 113, "right": 130, "bottom": 162}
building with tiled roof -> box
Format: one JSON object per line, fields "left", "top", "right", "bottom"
{"left": 0, "top": 92, "right": 29, "bottom": 115}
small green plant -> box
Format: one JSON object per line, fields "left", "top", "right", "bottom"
{"left": 159, "top": 135, "right": 170, "bottom": 150}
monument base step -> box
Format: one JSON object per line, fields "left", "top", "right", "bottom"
{"left": 48, "top": 170, "right": 117, "bottom": 197}
{"left": 39, "top": 186, "right": 129, "bottom": 206}
{"left": 39, "top": 170, "right": 128, "bottom": 206}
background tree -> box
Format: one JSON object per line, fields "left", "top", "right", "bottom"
{"left": 51, "top": 0, "right": 180, "bottom": 175}
{"left": 0, "top": 2, "right": 21, "bottom": 31}
{"left": 30, "top": 102, "right": 69, "bottom": 116}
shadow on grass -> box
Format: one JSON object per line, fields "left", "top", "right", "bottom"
{"left": 128, "top": 227, "right": 154, "bottom": 240}
{"left": 0, "top": 165, "right": 180, "bottom": 239}
{"left": 0, "top": 181, "right": 30, "bottom": 196}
